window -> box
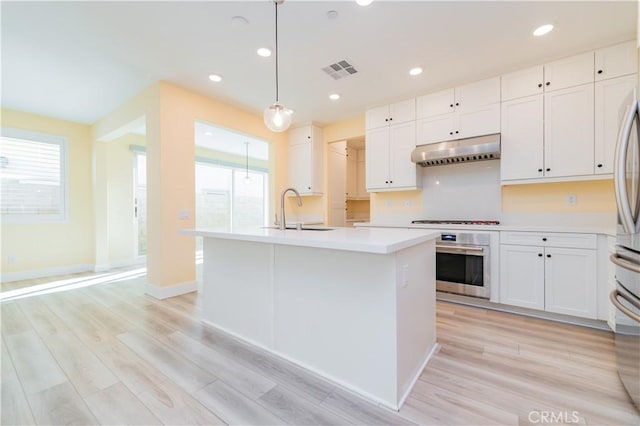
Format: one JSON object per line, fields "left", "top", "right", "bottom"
{"left": 0, "top": 128, "right": 68, "bottom": 222}
{"left": 194, "top": 123, "right": 270, "bottom": 251}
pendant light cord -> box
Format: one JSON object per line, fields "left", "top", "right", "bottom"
{"left": 274, "top": 0, "right": 279, "bottom": 103}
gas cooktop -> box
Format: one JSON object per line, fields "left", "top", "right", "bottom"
{"left": 411, "top": 219, "right": 500, "bottom": 225}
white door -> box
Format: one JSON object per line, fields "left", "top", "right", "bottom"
{"left": 595, "top": 74, "right": 637, "bottom": 174}
{"left": 365, "top": 127, "right": 390, "bottom": 190}
{"left": 501, "top": 65, "right": 544, "bottom": 101}
{"left": 389, "top": 121, "right": 417, "bottom": 188}
{"left": 544, "top": 83, "right": 595, "bottom": 178}
{"left": 134, "top": 152, "right": 147, "bottom": 257}
{"left": 595, "top": 41, "right": 638, "bottom": 81}
{"left": 454, "top": 77, "right": 501, "bottom": 111}
{"left": 389, "top": 99, "right": 416, "bottom": 124}
{"left": 544, "top": 247, "right": 597, "bottom": 319}
{"left": 501, "top": 94, "right": 544, "bottom": 180}
{"left": 328, "top": 142, "right": 347, "bottom": 227}
{"left": 416, "top": 88, "right": 455, "bottom": 118}
{"left": 499, "top": 245, "right": 545, "bottom": 310}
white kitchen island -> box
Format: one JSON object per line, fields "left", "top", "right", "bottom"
{"left": 181, "top": 226, "right": 439, "bottom": 411}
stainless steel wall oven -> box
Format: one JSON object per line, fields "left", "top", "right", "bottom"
{"left": 436, "top": 232, "right": 491, "bottom": 299}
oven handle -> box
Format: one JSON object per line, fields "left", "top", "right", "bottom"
{"left": 436, "top": 245, "right": 485, "bottom": 254}
{"left": 610, "top": 253, "right": 640, "bottom": 273}
{"left": 610, "top": 289, "right": 640, "bottom": 323}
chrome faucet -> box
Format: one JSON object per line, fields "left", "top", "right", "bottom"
{"left": 279, "top": 187, "right": 302, "bottom": 230}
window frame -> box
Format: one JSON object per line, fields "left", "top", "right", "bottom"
{"left": 0, "top": 127, "right": 69, "bottom": 224}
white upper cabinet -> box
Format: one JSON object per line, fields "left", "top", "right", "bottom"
{"left": 500, "top": 94, "right": 544, "bottom": 181}
{"left": 543, "top": 51, "right": 594, "bottom": 92}
{"left": 502, "top": 52, "right": 594, "bottom": 101}
{"left": 595, "top": 74, "right": 637, "bottom": 174}
{"left": 287, "top": 125, "right": 324, "bottom": 195}
{"left": 595, "top": 40, "right": 638, "bottom": 81}
{"left": 544, "top": 83, "right": 595, "bottom": 178}
{"left": 365, "top": 99, "right": 415, "bottom": 130}
{"left": 416, "top": 77, "right": 500, "bottom": 145}
{"left": 416, "top": 88, "right": 454, "bottom": 118}
{"left": 501, "top": 66, "right": 544, "bottom": 101}
{"left": 455, "top": 77, "right": 501, "bottom": 111}
{"left": 417, "top": 77, "right": 500, "bottom": 119}
{"left": 365, "top": 122, "right": 420, "bottom": 191}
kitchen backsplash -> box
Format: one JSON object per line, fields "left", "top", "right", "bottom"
{"left": 420, "top": 160, "right": 502, "bottom": 220}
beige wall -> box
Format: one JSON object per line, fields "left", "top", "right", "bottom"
{"left": 93, "top": 82, "right": 288, "bottom": 290}
{"left": 1, "top": 109, "right": 94, "bottom": 275}
{"left": 502, "top": 180, "right": 615, "bottom": 213}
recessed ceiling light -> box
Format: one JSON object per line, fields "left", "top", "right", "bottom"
{"left": 356, "top": 0, "right": 373, "bottom": 6}
{"left": 204, "top": 131, "right": 213, "bottom": 136}
{"left": 257, "top": 47, "right": 272, "bottom": 57}
{"left": 209, "top": 74, "right": 222, "bottom": 82}
{"left": 327, "top": 10, "right": 339, "bottom": 20}
{"left": 409, "top": 67, "right": 423, "bottom": 76}
{"left": 329, "top": 93, "right": 341, "bottom": 100}
{"left": 533, "top": 24, "right": 554, "bottom": 37}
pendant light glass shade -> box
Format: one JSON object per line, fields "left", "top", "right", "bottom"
{"left": 264, "top": 0, "right": 293, "bottom": 133}
{"left": 264, "top": 102, "right": 293, "bottom": 132}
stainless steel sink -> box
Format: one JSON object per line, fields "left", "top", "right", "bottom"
{"left": 262, "top": 226, "right": 335, "bottom": 231}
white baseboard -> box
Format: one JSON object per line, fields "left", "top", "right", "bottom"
{"left": 94, "top": 257, "right": 146, "bottom": 272}
{"left": 1, "top": 264, "right": 94, "bottom": 284}
{"left": 145, "top": 280, "right": 197, "bottom": 300}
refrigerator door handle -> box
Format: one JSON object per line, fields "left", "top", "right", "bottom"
{"left": 614, "top": 101, "right": 639, "bottom": 234}
{"left": 610, "top": 253, "right": 640, "bottom": 273}
{"left": 610, "top": 289, "right": 640, "bottom": 322}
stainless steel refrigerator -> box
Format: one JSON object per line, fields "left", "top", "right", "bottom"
{"left": 611, "top": 91, "right": 640, "bottom": 411}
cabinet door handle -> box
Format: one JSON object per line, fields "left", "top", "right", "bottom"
{"left": 597, "top": 70, "right": 603, "bottom": 75}
{"left": 389, "top": 180, "right": 393, "bottom": 184}
{"left": 450, "top": 104, "right": 454, "bottom": 108}
{"left": 385, "top": 181, "right": 389, "bottom": 184}
{"left": 597, "top": 164, "right": 603, "bottom": 168}
{"left": 546, "top": 82, "right": 550, "bottom": 86}
{"left": 546, "top": 168, "right": 551, "bottom": 172}
{"left": 546, "top": 254, "right": 551, "bottom": 258}
{"left": 455, "top": 130, "right": 459, "bottom": 134}
{"left": 538, "top": 253, "right": 543, "bottom": 257}
{"left": 538, "top": 168, "right": 543, "bottom": 172}
{"left": 385, "top": 118, "right": 388, "bottom": 122}
{"left": 537, "top": 83, "right": 543, "bottom": 88}
{"left": 542, "top": 237, "right": 547, "bottom": 242}
{"left": 455, "top": 102, "right": 459, "bottom": 106}
{"left": 449, "top": 131, "right": 453, "bottom": 135}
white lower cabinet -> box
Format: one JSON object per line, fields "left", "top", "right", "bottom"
{"left": 499, "top": 232, "right": 598, "bottom": 319}
{"left": 500, "top": 245, "right": 545, "bottom": 310}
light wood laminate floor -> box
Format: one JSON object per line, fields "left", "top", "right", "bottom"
{"left": 2, "top": 268, "right": 638, "bottom": 425}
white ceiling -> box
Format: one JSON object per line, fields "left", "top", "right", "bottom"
{"left": 1, "top": 1, "right": 636, "bottom": 128}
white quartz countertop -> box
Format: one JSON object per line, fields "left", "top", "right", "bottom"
{"left": 181, "top": 226, "right": 440, "bottom": 254}
{"left": 354, "top": 222, "right": 616, "bottom": 236}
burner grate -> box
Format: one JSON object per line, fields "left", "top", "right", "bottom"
{"left": 411, "top": 219, "right": 500, "bottom": 225}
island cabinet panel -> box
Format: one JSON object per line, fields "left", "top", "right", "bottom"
{"left": 201, "top": 238, "right": 274, "bottom": 347}
{"left": 195, "top": 229, "right": 438, "bottom": 411}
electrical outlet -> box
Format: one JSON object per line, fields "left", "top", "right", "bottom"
{"left": 179, "top": 210, "right": 190, "bottom": 220}
{"left": 566, "top": 194, "right": 577, "bottom": 206}
{"left": 404, "top": 200, "right": 411, "bottom": 208}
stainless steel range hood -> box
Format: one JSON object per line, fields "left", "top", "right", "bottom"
{"left": 411, "top": 133, "right": 500, "bottom": 167}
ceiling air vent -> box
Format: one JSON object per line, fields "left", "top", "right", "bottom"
{"left": 322, "top": 60, "right": 358, "bottom": 80}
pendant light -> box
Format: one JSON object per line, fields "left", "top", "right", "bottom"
{"left": 263, "top": 0, "right": 293, "bottom": 132}
{"left": 244, "top": 141, "right": 251, "bottom": 184}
